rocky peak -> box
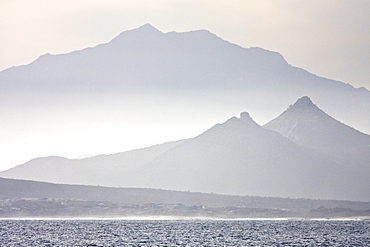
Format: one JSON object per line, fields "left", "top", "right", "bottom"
{"left": 288, "top": 96, "right": 320, "bottom": 112}
{"left": 284, "top": 96, "right": 327, "bottom": 120}
{"left": 111, "top": 23, "right": 163, "bottom": 43}
{"left": 136, "top": 23, "right": 162, "bottom": 33}
{"left": 292, "top": 96, "right": 314, "bottom": 108}
{"left": 239, "top": 112, "right": 260, "bottom": 127}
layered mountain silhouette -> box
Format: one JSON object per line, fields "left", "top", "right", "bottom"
{"left": 2, "top": 97, "right": 369, "bottom": 201}
{"left": 0, "top": 24, "right": 369, "bottom": 134}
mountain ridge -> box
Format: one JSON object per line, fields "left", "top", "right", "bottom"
{"left": 0, "top": 26, "right": 368, "bottom": 105}
{"left": 0, "top": 24, "right": 360, "bottom": 93}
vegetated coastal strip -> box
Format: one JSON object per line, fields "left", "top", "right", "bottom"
{"left": 1, "top": 177, "right": 370, "bottom": 219}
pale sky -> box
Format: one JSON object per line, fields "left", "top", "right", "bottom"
{"left": 1, "top": 0, "right": 370, "bottom": 89}
{"left": 0, "top": 1, "right": 370, "bottom": 172}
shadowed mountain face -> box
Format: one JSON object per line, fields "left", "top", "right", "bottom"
{"left": 2, "top": 97, "right": 369, "bottom": 201}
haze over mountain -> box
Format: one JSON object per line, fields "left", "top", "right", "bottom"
{"left": 0, "top": 24, "right": 367, "bottom": 94}
{"left": 0, "top": 24, "right": 369, "bottom": 172}
{"left": 0, "top": 23, "right": 329, "bottom": 93}
{"left": 2, "top": 97, "right": 369, "bottom": 201}
{"left": 0, "top": 140, "right": 184, "bottom": 186}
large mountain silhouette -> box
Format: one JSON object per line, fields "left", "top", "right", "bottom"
{"left": 2, "top": 97, "right": 369, "bottom": 201}
{"left": 0, "top": 24, "right": 369, "bottom": 134}
{"left": 0, "top": 24, "right": 321, "bottom": 92}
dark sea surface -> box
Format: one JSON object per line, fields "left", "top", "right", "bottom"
{"left": 0, "top": 219, "right": 369, "bottom": 246}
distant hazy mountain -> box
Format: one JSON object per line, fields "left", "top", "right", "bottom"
{"left": 0, "top": 24, "right": 369, "bottom": 134}
{"left": 2, "top": 97, "right": 369, "bottom": 201}
{"left": 0, "top": 140, "right": 184, "bottom": 186}
{"left": 264, "top": 96, "right": 370, "bottom": 166}
{"left": 0, "top": 24, "right": 315, "bottom": 92}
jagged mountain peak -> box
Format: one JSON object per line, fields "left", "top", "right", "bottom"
{"left": 196, "top": 112, "right": 264, "bottom": 143}
{"left": 279, "top": 96, "right": 329, "bottom": 121}
{"left": 124, "top": 23, "right": 162, "bottom": 34}
{"left": 239, "top": 112, "right": 261, "bottom": 127}
{"left": 290, "top": 96, "right": 320, "bottom": 111}
{"left": 293, "top": 96, "right": 314, "bottom": 107}
{"left": 221, "top": 112, "right": 261, "bottom": 129}
{"left": 264, "top": 97, "right": 370, "bottom": 166}
{"left": 139, "top": 23, "right": 159, "bottom": 30}
{"left": 239, "top": 111, "right": 252, "bottom": 120}
{"left": 111, "top": 23, "right": 163, "bottom": 43}
{"left": 264, "top": 97, "right": 370, "bottom": 138}
{"left": 264, "top": 96, "right": 337, "bottom": 134}
{"left": 132, "top": 23, "right": 163, "bottom": 34}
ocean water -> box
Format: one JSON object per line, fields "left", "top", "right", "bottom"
{"left": 0, "top": 219, "right": 369, "bottom": 246}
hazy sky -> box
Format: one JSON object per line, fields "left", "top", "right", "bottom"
{"left": 1, "top": 0, "right": 370, "bottom": 89}
{"left": 0, "top": 1, "right": 370, "bottom": 172}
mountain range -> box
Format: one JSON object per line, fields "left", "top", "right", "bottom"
{"left": 2, "top": 97, "right": 369, "bottom": 201}
{"left": 0, "top": 24, "right": 369, "bottom": 137}
{"left": 1, "top": 24, "right": 369, "bottom": 203}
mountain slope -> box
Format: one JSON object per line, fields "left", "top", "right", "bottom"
{"left": 264, "top": 96, "right": 370, "bottom": 166}
{"left": 0, "top": 140, "right": 185, "bottom": 187}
